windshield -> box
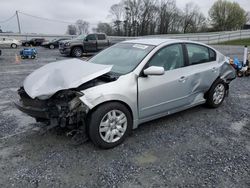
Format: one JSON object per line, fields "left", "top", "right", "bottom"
{"left": 75, "top": 35, "right": 86, "bottom": 40}
{"left": 89, "top": 43, "right": 155, "bottom": 74}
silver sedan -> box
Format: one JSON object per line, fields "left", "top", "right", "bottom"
{"left": 15, "top": 38, "right": 236, "bottom": 148}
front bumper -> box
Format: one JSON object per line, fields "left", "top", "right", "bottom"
{"left": 59, "top": 47, "right": 71, "bottom": 55}
{"left": 14, "top": 101, "right": 49, "bottom": 119}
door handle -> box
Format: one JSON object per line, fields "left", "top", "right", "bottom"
{"left": 178, "top": 76, "right": 186, "bottom": 82}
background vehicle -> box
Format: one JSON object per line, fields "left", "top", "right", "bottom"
{"left": 22, "top": 38, "right": 45, "bottom": 47}
{"left": 0, "top": 49, "right": 1, "bottom": 56}
{"left": 41, "top": 38, "right": 70, "bottom": 49}
{"left": 20, "top": 48, "right": 37, "bottom": 59}
{"left": 15, "top": 39, "right": 236, "bottom": 149}
{"left": 0, "top": 37, "right": 21, "bottom": 48}
{"left": 59, "top": 33, "right": 110, "bottom": 57}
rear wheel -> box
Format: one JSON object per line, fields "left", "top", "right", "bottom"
{"left": 72, "top": 47, "right": 83, "bottom": 57}
{"left": 88, "top": 102, "right": 132, "bottom": 149}
{"left": 49, "top": 44, "right": 55, "bottom": 49}
{"left": 206, "top": 80, "right": 226, "bottom": 108}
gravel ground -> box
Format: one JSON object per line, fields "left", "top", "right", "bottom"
{"left": 0, "top": 46, "right": 249, "bottom": 188}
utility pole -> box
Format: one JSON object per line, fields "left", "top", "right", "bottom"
{"left": 16, "top": 10, "right": 21, "bottom": 34}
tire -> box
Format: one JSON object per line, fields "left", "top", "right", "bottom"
{"left": 11, "top": 43, "right": 17, "bottom": 48}
{"left": 88, "top": 102, "right": 133, "bottom": 149}
{"left": 206, "top": 79, "right": 226, "bottom": 108}
{"left": 237, "top": 71, "right": 244, "bottom": 77}
{"left": 72, "top": 47, "right": 83, "bottom": 57}
{"left": 245, "top": 70, "right": 250, "bottom": 77}
{"left": 49, "top": 44, "right": 55, "bottom": 49}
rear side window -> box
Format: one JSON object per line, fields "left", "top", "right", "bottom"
{"left": 186, "top": 44, "right": 210, "bottom": 65}
{"left": 97, "top": 34, "right": 106, "bottom": 40}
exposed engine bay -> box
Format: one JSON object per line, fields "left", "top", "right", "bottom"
{"left": 15, "top": 73, "right": 118, "bottom": 142}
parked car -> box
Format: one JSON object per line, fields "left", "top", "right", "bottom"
{"left": 22, "top": 38, "right": 46, "bottom": 47}
{"left": 59, "top": 33, "right": 110, "bottom": 57}
{"left": 0, "top": 37, "right": 21, "bottom": 48}
{"left": 15, "top": 39, "right": 236, "bottom": 149}
{"left": 41, "top": 38, "right": 70, "bottom": 49}
{"left": 0, "top": 49, "right": 1, "bottom": 56}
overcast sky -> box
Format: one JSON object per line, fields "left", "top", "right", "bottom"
{"left": 0, "top": 0, "right": 249, "bottom": 34}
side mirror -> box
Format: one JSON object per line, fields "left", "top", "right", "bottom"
{"left": 143, "top": 66, "right": 165, "bottom": 76}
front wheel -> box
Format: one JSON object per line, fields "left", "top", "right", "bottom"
{"left": 206, "top": 80, "right": 226, "bottom": 108}
{"left": 88, "top": 102, "right": 132, "bottom": 149}
{"left": 11, "top": 43, "right": 17, "bottom": 48}
{"left": 71, "top": 47, "right": 83, "bottom": 57}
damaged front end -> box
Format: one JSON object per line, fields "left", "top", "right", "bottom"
{"left": 15, "top": 87, "right": 89, "bottom": 131}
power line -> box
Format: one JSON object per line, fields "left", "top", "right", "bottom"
{"left": 18, "top": 11, "right": 97, "bottom": 25}
{"left": 0, "top": 13, "right": 16, "bottom": 23}
{"left": 18, "top": 11, "right": 75, "bottom": 24}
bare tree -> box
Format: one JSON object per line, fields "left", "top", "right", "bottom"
{"left": 109, "top": 3, "right": 125, "bottom": 35}
{"left": 181, "top": 3, "right": 206, "bottom": 33}
{"left": 156, "top": 0, "right": 179, "bottom": 34}
{"left": 76, "top": 20, "right": 89, "bottom": 35}
{"left": 66, "top": 24, "right": 77, "bottom": 35}
{"left": 94, "top": 22, "right": 113, "bottom": 35}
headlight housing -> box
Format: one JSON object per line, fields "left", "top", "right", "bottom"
{"left": 64, "top": 42, "right": 70, "bottom": 46}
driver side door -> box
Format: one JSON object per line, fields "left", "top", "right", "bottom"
{"left": 84, "top": 34, "right": 97, "bottom": 52}
{"left": 138, "top": 43, "right": 193, "bottom": 120}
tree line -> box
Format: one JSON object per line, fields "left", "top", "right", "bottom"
{"left": 67, "top": 0, "right": 249, "bottom": 36}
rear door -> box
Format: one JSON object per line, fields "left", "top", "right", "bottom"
{"left": 97, "top": 34, "right": 108, "bottom": 50}
{"left": 183, "top": 43, "right": 219, "bottom": 103}
{"left": 138, "top": 43, "right": 194, "bottom": 119}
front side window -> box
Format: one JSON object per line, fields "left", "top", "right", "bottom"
{"left": 148, "top": 44, "right": 184, "bottom": 71}
{"left": 186, "top": 44, "right": 210, "bottom": 65}
{"left": 90, "top": 43, "right": 155, "bottom": 75}
{"left": 86, "top": 34, "right": 96, "bottom": 41}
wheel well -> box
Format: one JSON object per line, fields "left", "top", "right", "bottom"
{"left": 87, "top": 100, "right": 134, "bottom": 121}
{"left": 71, "top": 46, "right": 83, "bottom": 54}
{"left": 204, "top": 77, "right": 228, "bottom": 99}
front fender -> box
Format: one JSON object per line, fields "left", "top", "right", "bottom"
{"left": 79, "top": 73, "right": 139, "bottom": 128}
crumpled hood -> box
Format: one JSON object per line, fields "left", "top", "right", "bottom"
{"left": 24, "top": 59, "right": 112, "bottom": 99}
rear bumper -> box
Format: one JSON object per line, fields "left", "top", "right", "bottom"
{"left": 14, "top": 101, "right": 49, "bottom": 119}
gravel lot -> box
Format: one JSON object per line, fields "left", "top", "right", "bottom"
{"left": 0, "top": 46, "right": 249, "bottom": 188}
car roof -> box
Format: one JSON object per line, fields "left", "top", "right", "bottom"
{"left": 122, "top": 38, "right": 183, "bottom": 46}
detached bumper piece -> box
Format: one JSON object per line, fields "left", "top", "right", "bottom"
{"left": 14, "top": 101, "right": 49, "bottom": 119}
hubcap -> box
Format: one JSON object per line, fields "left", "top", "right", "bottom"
{"left": 99, "top": 110, "right": 127, "bottom": 143}
{"left": 213, "top": 83, "right": 225, "bottom": 105}
{"left": 74, "top": 49, "right": 82, "bottom": 57}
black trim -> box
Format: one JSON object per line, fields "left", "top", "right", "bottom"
{"left": 182, "top": 43, "right": 189, "bottom": 66}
